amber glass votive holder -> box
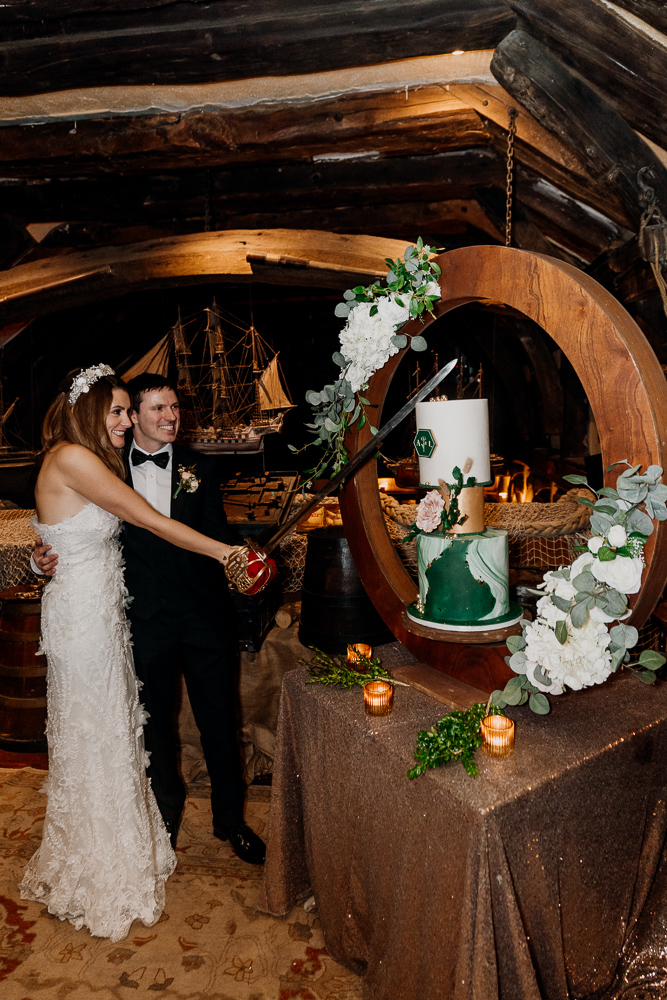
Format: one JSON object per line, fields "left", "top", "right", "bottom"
{"left": 347, "top": 643, "right": 372, "bottom": 669}
{"left": 364, "top": 680, "right": 394, "bottom": 716}
{"left": 480, "top": 715, "right": 515, "bottom": 757}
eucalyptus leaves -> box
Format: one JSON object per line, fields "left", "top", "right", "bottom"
{"left": 493, "top": 461, "right": 667, "bottom": 715}
{"left": 288, "top": 240, "right": 442, "bottom": 483}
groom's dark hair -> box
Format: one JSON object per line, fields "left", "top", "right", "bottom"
{"left": 127, "top": 374, "right": 177, "bottom": 411}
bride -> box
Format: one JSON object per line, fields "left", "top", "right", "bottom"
{"left": 20, "top": 363, "right": 237, "bottom": 942}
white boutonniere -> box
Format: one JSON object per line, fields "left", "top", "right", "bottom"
{"left": 173, "top": 464, "right": 199, "bottom": 499}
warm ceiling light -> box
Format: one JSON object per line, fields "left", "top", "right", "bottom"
{"left": 452, "top": 50, "right": 465, "bottom": 55}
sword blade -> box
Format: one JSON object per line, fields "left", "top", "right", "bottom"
{"left": 257, "top": 356, "right": 457, "bottom": 555}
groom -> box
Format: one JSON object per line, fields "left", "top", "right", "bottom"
{"left": 35, "top": 373, "right": 265, "bottom": 864}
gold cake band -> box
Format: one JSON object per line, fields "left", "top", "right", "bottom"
{"left": 448, "top": 484, "right": 485, "bottom": 535}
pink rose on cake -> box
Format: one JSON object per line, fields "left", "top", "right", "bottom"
{"left": 415, "top": 490, "right": 445, "bottom": 532}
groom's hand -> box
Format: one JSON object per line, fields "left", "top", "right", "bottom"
{"left": 33, "top": 537, "right": 59, "bottom": 576}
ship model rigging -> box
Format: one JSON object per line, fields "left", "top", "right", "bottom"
{"left": 0, "top": 380, "right": 35, "bottom": 469}
{"left": 123, "top": 301, "right": 295, "bottom": 454}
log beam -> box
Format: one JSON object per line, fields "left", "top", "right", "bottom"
{"left": 491, "top": 29, "right": 667, "bottom": 229}
{"left": 0, "top": 88, "right": 488, "bottom": 177}
{"left": 0, "top": 149, "right": 505, "bottom": 226}
{"left": 0, "top": 0, "right": 514, "bottom": 96}
{"left": 0, "top": 229, "right": 408, "bottom": 325}
{"left": 509, "top": 0, "right": 667, "bottom": 154}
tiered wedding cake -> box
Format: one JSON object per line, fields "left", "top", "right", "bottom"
{"left": 406, "top": 398, "right": 522, "bottom": 632}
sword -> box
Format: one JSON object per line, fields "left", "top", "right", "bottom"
{"left": 255, "top": 356, "right": 457, "bottom": 556}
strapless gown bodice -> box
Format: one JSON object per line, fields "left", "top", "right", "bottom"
{"left": 20, "top": 502, "right": 176, "bottom": 941}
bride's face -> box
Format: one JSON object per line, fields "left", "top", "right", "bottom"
{"left": 106, "top": 389, "right": 132, "bottom": 449}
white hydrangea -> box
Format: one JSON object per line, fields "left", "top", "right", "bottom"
{"left": 524, "top": 614, "right": 612, "bottom": 692}
{"left": 339, "top": 292, "right": 412, "bottom": 392}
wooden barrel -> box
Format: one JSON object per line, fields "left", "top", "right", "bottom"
{"left": 0, "top": 584, "right": 47, "bottom": 752}
{"left": 299, "top": 526, "right": 394, "bottom": 654}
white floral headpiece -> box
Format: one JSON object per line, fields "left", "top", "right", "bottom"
{"left": 69, "top": 363, "right": 115, "bottom": 405}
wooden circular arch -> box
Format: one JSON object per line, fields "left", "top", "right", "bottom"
{"left": 339, "top": 245, "right": 667, "bottom": 688}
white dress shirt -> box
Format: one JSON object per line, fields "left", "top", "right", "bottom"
{"left": 129, "top": 442, "right": 173, "bottom": 518}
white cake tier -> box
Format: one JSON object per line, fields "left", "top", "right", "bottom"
{"left": 415, "top": 397, "right": 490, "bottom": 486}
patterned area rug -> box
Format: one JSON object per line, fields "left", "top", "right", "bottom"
{"left": 0, "top": 768, "right": 363, "bottom": 1000}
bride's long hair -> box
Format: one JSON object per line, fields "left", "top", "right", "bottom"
{"left": 42, "top": 370, "right": 129, "bottom": 479}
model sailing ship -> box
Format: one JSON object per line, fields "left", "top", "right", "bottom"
{"left": 123, "top": 301, "right": 295, "bottom": 455}
{"left": 0, "top": 383, "right": 35, "bottom": 469}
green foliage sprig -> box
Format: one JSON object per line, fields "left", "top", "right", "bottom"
{"left": 288, "top": 239, "right": 443, "bottom": 486}
{"left": 333, "top": 238, "right": 442, "bottom": 326}
{"left": 300, "top": 647, "right": 395, "bottom": 689}
{"left": 408, "top": 702, "right": 505, "bottom": 779}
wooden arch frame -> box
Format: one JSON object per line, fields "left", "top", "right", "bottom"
{"left": 339, "top": 245, "right": 667, "bottom": 689}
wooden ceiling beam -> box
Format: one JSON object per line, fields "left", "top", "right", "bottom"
{"left": 0, "top": 89, "right": 489, "bottom": 177}
{"left": 0, "top": 0, "right": 514, "bottom": 96}
{"left": 448, "top": 81, "right": 588, "bottom": 177}
{"left": 0, "top": 149, "right": 505, "bottom": 225}
{"left": 0, "top": 0, "right": 178, "bottom": 17}
{"left": 491, "top": 29, "right": 667, "bottom": 230}
{"left": 200, "top": 199, "right": 505, "bottom": 244}
{"left": 611, "top": 1, "right": 667, "bottom": 36}
{"left": 508, "top": 0, "right": 667, "bottom": 153}
{"left": 0, "top": 230, "right": 408, "bottom": 325}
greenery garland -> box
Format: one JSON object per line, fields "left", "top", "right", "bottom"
{"left": 288, "top": 239, "right": 443, "bottom": 486}
{"left": 409, "top": 702, "right": 506, "bottom": 778}
{"left": 300, "top": 647, "right": 395, "bottom": 688}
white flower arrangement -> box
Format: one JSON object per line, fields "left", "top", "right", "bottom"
{"left": 289, "top": 239, "right": 442, "bottom": 483}
{"left": 493, "top": 461, "right": 667, "bottom": 715}
{"left": 173, "top": 464, "right": 199, "bottom": 499}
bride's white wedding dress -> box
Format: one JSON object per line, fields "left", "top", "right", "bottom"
{"left": 20, "top": 502, "right": 176, "bottom": 942}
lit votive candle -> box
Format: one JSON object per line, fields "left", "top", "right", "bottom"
{"left": 347, "top": 643, "right": 372, "bottom": 669}
{"left": 364, "top": 680, "right": 394, "bottom": 716}
{"left": 480, "top": 715, "right": 515, "bottom": 757}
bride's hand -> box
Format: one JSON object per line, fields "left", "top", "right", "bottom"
{"left": 221, "top": 542, "right": 277, "bottom": 595}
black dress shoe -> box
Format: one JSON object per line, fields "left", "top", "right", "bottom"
{"left": 213, "top": 821, "right": 266, "bottom": 864}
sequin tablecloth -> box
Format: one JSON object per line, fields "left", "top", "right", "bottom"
{"left": 260, "top": 668, "right": 667, "bottom": 1000}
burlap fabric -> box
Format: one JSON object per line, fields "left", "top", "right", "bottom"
{"left": 0, "top": 508, "right": 37, "bottom": 590}
{"left": 261, "top": 669, "right": 667, "bottom": 1000}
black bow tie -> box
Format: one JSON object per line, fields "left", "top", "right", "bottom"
{"left": 131, "top": 449, "right": 170, "bottom": 469}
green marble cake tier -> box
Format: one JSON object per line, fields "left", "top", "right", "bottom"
{"left": 407, "top": 526, "right": 522, "bottom": 631}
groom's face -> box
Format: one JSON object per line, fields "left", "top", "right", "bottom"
{"left": 131, "top": 387, "right": 180, "bottom": 453}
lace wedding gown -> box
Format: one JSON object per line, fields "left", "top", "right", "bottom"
{"left": 20, "top": 503, "right": 176, "bottom": 941}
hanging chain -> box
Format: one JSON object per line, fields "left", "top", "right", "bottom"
{"left": 204, "top": 169, "right": 212, "bottom": 232}
{"left": 637, "top": 166, "right": 667, "bottom": 321}
{"left": 505, "top": 107, "right": 517, "bottom": 248}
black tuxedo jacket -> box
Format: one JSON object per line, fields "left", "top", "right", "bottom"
{"left": 122, "top": 441, "right": 240, "bottom": 621}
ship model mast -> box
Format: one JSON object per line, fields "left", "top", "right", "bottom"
{"left": 124, "top": 301, "right": 295, "bottom": 455}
